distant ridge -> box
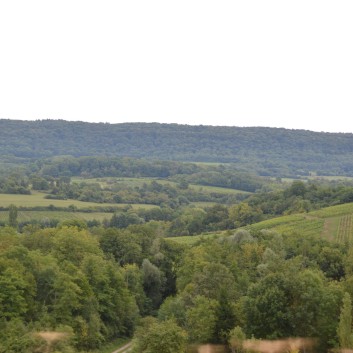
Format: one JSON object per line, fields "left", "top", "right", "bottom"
{"left": 1, "top": 119, "right": 353, "bottom": 177}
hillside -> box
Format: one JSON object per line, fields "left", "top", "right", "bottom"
{"left": 169, "top": 202, "right": 353, "bottom": 246}
{"left": 2, "top": 119, "right": 353, "bottom": 176}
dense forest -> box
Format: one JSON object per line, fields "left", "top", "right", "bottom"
{"left": 2, "top": 119, "right": 353, "bottom": 176}
{"left": 2, "top": 213, "right": 353, "bottom": 353}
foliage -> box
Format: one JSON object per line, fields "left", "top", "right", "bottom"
{"left": 228, "top": 326, "right": 246, "bottom": 353}
{"left": 337, "top": 292, "right": 353, "bottom": 349}
{"left": 8, "top": 204, "right": 18, "bottom": 228}
{"left": 131, "top": 317, "right": 187, "bottom": 353}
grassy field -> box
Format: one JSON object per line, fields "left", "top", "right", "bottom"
{"left": 0, "top": 210, "right": 113, "bottom": 223}
{"left": 0, "top": 191, "right": 159, "bottom": 225}
{"left": 166, "top": 231, "right": 226, "bottom": 246}
{"left": 72, "top": 177, "right": 252, "bottom": 195}
{"left": 309, "top": 203, "right": 353, "bottom": 218}
{"left": 0, "top": 192, "right": 158, "bottom": 210}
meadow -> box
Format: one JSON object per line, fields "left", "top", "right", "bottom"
{"left": 0, "top": 191, "right": 158, "bottom": 210}
{"left": 0, "top": 210, "right": 112, "bottom": 223}
{"left": 72, "top": 176, "right": 252, "bottom": 195}
{"left": 166, "top": 231, "right": 226, "bottom": 246}
{"left": 0, "top": 191, "right": 159, "bottom": 225}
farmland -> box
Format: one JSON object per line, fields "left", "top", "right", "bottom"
{"left": 246, "top": 203, "right": 353, "bottom": 243}
{"left": 169, "top": 202, "right": 353, "bottom": 246}
{"left": 0, "top": 191, "right": 118, "bottom": 209}
{"left": 72, "top": 176, "right": 252, "bottom": 195}
{"left": 0, "top": 210, "right": 112, "bottom": 224}
{"left": 0, "top": 191, "right": 159, "bottom": 225}
{"left": 3, "top": 121, "right": 353, "bottom": 351}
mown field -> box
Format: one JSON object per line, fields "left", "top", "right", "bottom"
{"left": 169, "top": 202, "right": 353, "bottom": 246}
{"left": 0, "top": 210, "right": 113, "bottom": 223}
{"left": 0, "top": 192, "right": 158, "bottom": 210}
{"left": 0, "top": 191, "right": 159, "bottom": 225}
{"left": 166, "top": 231, "right": 226, "bottom": 246}
{"left": 71, "top": 177, "right": 252, "bottom": 195}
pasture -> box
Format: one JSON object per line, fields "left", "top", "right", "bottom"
{"left": 166, "top": 231, "right": 226, "bottom": 246}
{"left": 0, "top": 192, "right": 158, "bottom": 210}
{"left": 0, "top": 191, "right": 159, "bottom": 225}
{"left": 0, "top": 210, "right": 112, "bottom": 224}
{"left": 72, "top": 176, "right": 252, "bottom": 195}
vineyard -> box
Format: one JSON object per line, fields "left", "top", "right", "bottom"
{"left": 336, "top": 214, "right": 353, "bottom": 244}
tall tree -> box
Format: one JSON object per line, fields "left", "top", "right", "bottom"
{"left": 337, "top": 292, "right": 353, "bottom": 349}
{"left": 8, "top": 204, "right": 18, "bottom": 228}
{"left": 132, "top": 318, "right": 187, "bottom": 353}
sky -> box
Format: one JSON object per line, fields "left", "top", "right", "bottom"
{"left": 0, "top": 0, "right": 352, "bottom": 133}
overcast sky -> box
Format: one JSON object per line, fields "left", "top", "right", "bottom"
{"left": 0, "top": 1, "right": 352, "bottom": 133}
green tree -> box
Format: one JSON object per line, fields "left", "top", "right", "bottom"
{"left": 337, "top": 292, "right": 353, "bottom": 349}
{"left": 8, "top": 204, "right": 18, "bottom": 228}
{"left": 229, "top": 203, "right": 262, "bottom": 228}
{"left": 142, "top": 259, "right": 166, "bottom": 312}
{"left": 0, "top": 267, "right": 30, "bottom": 320}
{"left": 158, "top": 296, "right": 186, "bottom": 327}
{"left": 132, "top": 318, "right": 187, "bottom": 353}
{"left": 186, "top": 295, "right": 218, "bottom": 343}
{"left": 228, "top": 326, "right": 246, "bottom": 353}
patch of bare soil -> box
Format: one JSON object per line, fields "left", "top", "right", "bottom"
{"left": 36, "top": 331, "right": 68, "bottom": 344}
{"left": 197, "top": 344, "right": 226, "bottom": 353}
{"left": 243, "top": 338, "right": 316, "bottom": 353}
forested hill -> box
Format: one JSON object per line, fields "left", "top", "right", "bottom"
{"left": 2, "top": 119, "right": 353, "bottom": 176}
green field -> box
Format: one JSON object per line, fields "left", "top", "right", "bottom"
{"left": 166, "top": 231, "right": 226, "bottom": 246}
{"left": 336, "top": 214, "right": 353, "bottom": 244}
{"left": 72, "top": 177, "right": 252, "bottom": 195}
{"left": 0, "top": 192, "right": 159, "bottom": 225}
{"left": 188, "top": 184, "right": 251, "bottom": 195}
{"left": 0, "top": 192, "right": 158, "bottom": 210}
{"left": 0, "top": 210, "right": 112, "bottom": 223}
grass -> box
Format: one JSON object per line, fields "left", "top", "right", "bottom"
{"left": 0, "top": 191, "right": 158, "bottom": 224}
{"left": 166, "top": 231, "right": 226, "bottom": 246}
{"left": 309, "top": 203, "right": 353, "bottom": 218}
{"left": 0, "top": 211, "right": 113, "bottom": 223}
{"left": 321, "top": 217, "right": 341, "bottom": 241}
{"left": 188, "top": 184, "right": 251, "bottom": 195}
{"left": 245, "top": 214, "right": 306, "bottom": 232}
{"left": 336, "top": 214, "right": 353, "bottom": 244}
{"left": 72, "top": 177, "right": 252, "bottom": 195}
{"left": 0, "top": 192, "right": 158, "bottom": 210}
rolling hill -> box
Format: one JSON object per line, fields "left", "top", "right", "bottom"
{"left": 2, "top": 119, "right": 353, "bottom": 177}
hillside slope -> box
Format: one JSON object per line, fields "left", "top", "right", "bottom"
{"left": 245, "top": 202, "right": 353, "bottom": 243}
{"left": 169, "top": 202, "right": 353, "bottom": 246}
{"left": 2, "top": 119, "right": 353, "bottom": 176}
